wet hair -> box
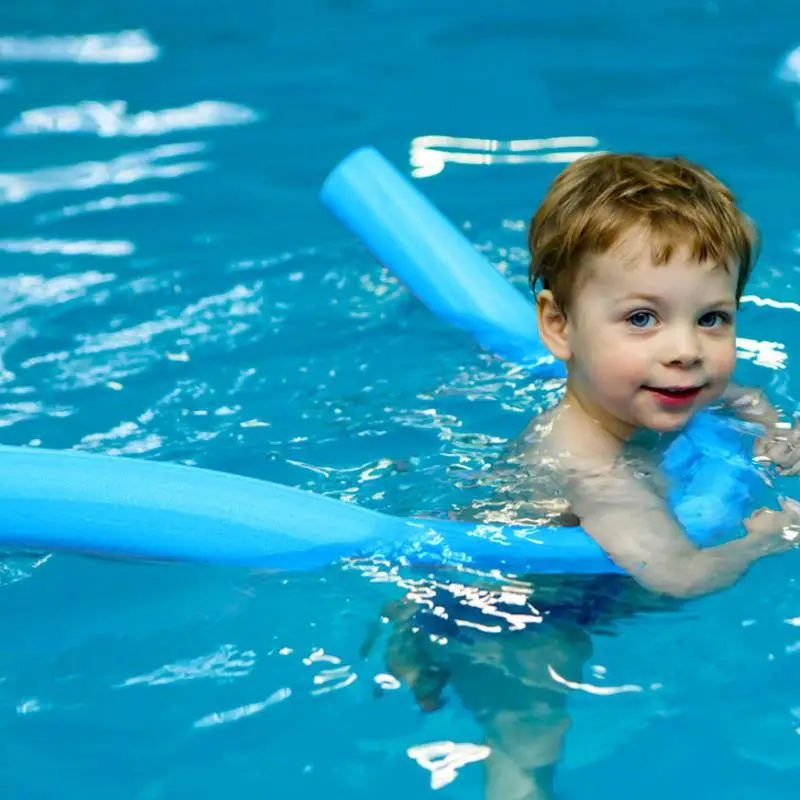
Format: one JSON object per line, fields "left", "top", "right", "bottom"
{"left": 527, "top": 152, "right": 758, "bottom": 311}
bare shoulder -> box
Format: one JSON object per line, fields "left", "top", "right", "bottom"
{"left": 455, "top": 410, "right": 578, "bottom": 527}
{"left": 518, "top": 404, "right": 670, "bottom": 522}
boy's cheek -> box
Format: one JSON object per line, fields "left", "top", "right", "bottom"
{"left": 717, "top": 345, "right": 737, "bottom": 380}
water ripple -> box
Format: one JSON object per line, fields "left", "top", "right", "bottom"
{"left": 116, "top": 644, "right": 257, "bottom": 688}
{"left": 0, "top": 142, "right": 208, "bottom": 205}
{"left": 407, "top": 740, "right": 490, "bottom": 790}
{"left": 777, "top": 45, "right": 800, "bottom": 84}
{"left": 0, "top": 30, "right": 159, "bottom": 64}
{"left": 34, "top": 191, "right": 179, "bottom": 224}
{"left": 193, "top": 687, "right": 292, "bottom": 729}
{"left": 410, "top": 134, "right": 601, "bottom": 178}
{"left": 0, "top": 270, "right": 115, "bottom": 316}
{"left": 5, "top": 99, "right": 258, "bottom": 139}
{"left": 0, "top": 238, "right": 133, "bottom": 257}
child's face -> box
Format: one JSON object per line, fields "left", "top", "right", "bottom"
{"left": 564, "top": 228, "right": 739, "bottom": 437}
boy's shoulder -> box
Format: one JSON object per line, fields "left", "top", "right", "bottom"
{"left": 518, "top": 405, "right": 621, "bottom": 470}
{"left": 517, "top": 406, "right": 669, "bottom": 510}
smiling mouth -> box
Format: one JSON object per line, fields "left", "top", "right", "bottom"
{"left": 644, "top": 385, "right": 705, "bottom": 405}
{"left": 646, "top": 385, "right": 704, "bottom": 396}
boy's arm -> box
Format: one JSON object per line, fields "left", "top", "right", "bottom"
{"left": 561, "top": 462, "right": 797, "bottom": 599}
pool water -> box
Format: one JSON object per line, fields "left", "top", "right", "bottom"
{"left": 0, "top": 0, "right": 799, "bottom": 797}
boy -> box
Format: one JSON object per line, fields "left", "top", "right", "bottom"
{"left": 374, "top": 153, "right": 800, "bottom": 799}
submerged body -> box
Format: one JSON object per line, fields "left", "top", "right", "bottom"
{"left": 379, "top": 411, "right": 689, "bottom": 799}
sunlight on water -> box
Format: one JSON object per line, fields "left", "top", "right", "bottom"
{"left": 0, "top": 142, "right": 209, "bottom": 205}
{"left": 407, "top": 740, "right": 491, "bottom": 790}
{"left": 34, "top": 191, "right": 179, "bottom": 224}
{"left": 0, "top": 30, "right": 159, "bottom": 64}
{"left": 410, "top": 134, "right": 602, "bottom": 178}
{"left": 778, "top": 45, "right": 800, "bottom": 84}
{"left": 0, "top": 238, "right": 134, "bottom": 256}
{"left": 5, "top": 99, "right": 258, "bottom": 139}
{"left": 192, "top": 687, "right": 293, "bottom": 729}
{"left": 118, "top": 644, "right": 257, "bottom": 688}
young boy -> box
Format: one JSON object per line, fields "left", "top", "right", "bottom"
{"left": 374, "top": 153, "right": 800, "bottom": 799}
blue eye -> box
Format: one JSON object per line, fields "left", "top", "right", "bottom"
{"left": 698, "top": 311, "right": 732, "bottom": 328}
{"left": 627, "top": 311, "right": 657, "bottom": 329}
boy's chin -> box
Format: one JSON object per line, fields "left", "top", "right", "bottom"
{"left": 640, "top": 411, "right": 699, "bottom": 434}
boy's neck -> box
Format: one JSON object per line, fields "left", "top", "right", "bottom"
{"left": 560, "top": 378, "right": 678, "bottom": 455}
{"left": 562, "top": 377, "right": 634, "bottom": 444}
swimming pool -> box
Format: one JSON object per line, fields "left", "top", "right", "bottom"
{"left": 0, "top": 0, "right": 799, "bottom": 797}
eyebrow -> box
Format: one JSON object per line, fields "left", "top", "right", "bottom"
{"left": 619, "top": 293, "right": 736, "bottom": 307}
{"left": 618, "top": 293, "right": 662, "bottom": 306}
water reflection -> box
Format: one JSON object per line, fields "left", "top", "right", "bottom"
{"left": 0, "top": 238, "right": 133, "bottom": 257}
{"left": 35, "top": 191, "right": 179, "bottom": 224}
{"left": 777, "top": 45, "right": 800, "bottom": 129}
{"left": 193, "top": 687, "right": 292, "bottom": 729}
{"left": 410, "top": 134, "right": 601, "bottom": 178}
{"left": 117, "top": 643, "right": 257, "bottom": 688}
{"left": 778, "top": 45, "right": 800, "bottom": 84}
{"left": 0, "top": 269, "right": 114, "bottom": 315}
{"left": 407, "top": 740, "right": 490, "bottom": 790}
{"left": 6, "top": 99, "right": 258, "bottom": 138}
{"left": 0, "top": 551, "right": 50, "bottom": 587}
{"left": 0, "top": 30, "right": 159, "bottom": 64}
{"left": 0, "top": 142, "right": 208, "bottom": 205}
{"left": 736, "top": 337, "right": 787, "bottom": 371}
{"left": 742, "top": 293, "right": 800, "bottom": 314}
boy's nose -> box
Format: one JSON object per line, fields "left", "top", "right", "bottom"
{"left": 665, "top": 327, "right": 702, "bottom": 367}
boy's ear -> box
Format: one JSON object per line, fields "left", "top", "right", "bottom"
{"left": 536, "top": 290, "right": 572, "bottom": 362}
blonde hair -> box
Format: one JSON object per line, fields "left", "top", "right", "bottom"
{"left": 527, "top": 153, "right": 758, "bottom": 311}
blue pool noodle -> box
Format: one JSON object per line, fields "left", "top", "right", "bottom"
{"left": 320, "top": 146, "right": 564, "bottom": 376}
{"left": 0, "top": 147, "right": 757, "bottom": 575}
{"left": 0, "top": 430, "right": 756, "bottom": 575}
{"left": 0, "top": 442, "right": 643, "bottom": 574}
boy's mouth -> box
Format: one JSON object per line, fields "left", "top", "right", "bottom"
{"left": 644, "top": 385, "right": 704, "bottom": 408}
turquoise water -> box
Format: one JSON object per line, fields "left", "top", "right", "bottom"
{"left": 1, "top": 0, "right": 799, "bottom": 797}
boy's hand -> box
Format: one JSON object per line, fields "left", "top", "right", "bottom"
{"left": 721, "top": 385, "right": 799, "bottom": 475}
{"left": 744, "top": 498, "right": 800, "bottom": 554}
{"left": 755, "top": 420, "right": 800, "bottom": 475}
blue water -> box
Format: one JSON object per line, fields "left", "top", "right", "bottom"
{"left": 1, "top": 0, "right": 799, "bottom": 797}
